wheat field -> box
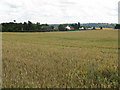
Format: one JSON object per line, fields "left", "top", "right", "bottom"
{"left": 2, "top": 29, "right": 118, "bottom": 88}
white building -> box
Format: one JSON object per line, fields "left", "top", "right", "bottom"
{"left": 65, "top": 25, "right": 71, "bottom": 30}
{"left": 65, "top": 25, "right": 74, "bottom": 30}
{"left": 79, "top": 27, "right": 84, "bottom": 30}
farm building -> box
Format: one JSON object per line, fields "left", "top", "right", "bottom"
{"left": 53, "top": 26, "right": 58, "bottom": 30}
{"left": 41, "top": 26, "right": 53, "bottom": 30}
{"left": 84, "top": 26, "right": 93, "bottom": 30}
{"left": 79, "top": 26, "right": 95, "bottom": 30}
{"left": 65, "top": 25, "right": 74, "bottom": 30}
{"left": 79, "top": 27, "right": 84, "bottom": 30}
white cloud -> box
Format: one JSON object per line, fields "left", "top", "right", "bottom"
{"left": 0, "top": 0, "right": 119, "bottom": 24}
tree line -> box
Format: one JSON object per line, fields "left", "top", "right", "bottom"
{"left": 2, "top": 21, "right": 50, "bottom": 32}
{"left": 81, "top": 23, "right": 116, "bottom": 28}
{"left": 1, "top": 21, "right": 81, "bottom": 32}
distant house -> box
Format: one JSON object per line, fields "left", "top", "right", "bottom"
{"left": 41, "top": 26, "right": 53, "bottom": 31}
{"left": 79, "top": 27, "right": 84, "bottom": 30}
{"left": 87, "top": 27, "right": 93, "bottom": 30}
{"left": 84, "top": 26, "right": 90, "bottom": 30}
{"left": 54, "top": 26, "right": 58, "bottom": 30}
{"left": 79, "top": 26, "right": 96, "bottom": 30}
{"left": 65, "top": 25, "right": 74, "bottom": 30}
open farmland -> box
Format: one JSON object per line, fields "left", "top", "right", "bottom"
{"left": 2, "top": 29, "right": 118, "bottom": 88}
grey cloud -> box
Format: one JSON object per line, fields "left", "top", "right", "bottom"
{"left": 1, "top": 0, "right": 23, "bottom": 9}
{"left": 60, "top": 1, "right": 76, "bottom": 5}
{"left": 0, "top": 0, "right": 118, "bottom": 23}
{"left": 7, "top": 4, "right": 18, "bottom": 8}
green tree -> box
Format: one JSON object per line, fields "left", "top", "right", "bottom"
{"left": 28, "top": 21, "right": 33, "bottom": 31}
{"left": 115, "top": 24, "right": 120, "bottom": 29}
{"left": 71, "top": 23, "right": 78, "bottom": 30}
{"left": 58, "top": 24, "right": 66, "bottom": 31}
{"left": 23, "top": 22, "right": 28, "bottom": 31}
{"left": 78, "top": 22, "right": 80, "bottom": 29}
{"left": 100, "top": 27, "right": 103, "bottom": 29}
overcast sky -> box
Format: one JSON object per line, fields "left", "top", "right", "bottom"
{"left": 0, "top": 0, "right": 119, "bottom": 24}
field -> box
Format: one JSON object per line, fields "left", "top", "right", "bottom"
{"left": 2, "top": 29, "right": 118, "bottom": 88}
